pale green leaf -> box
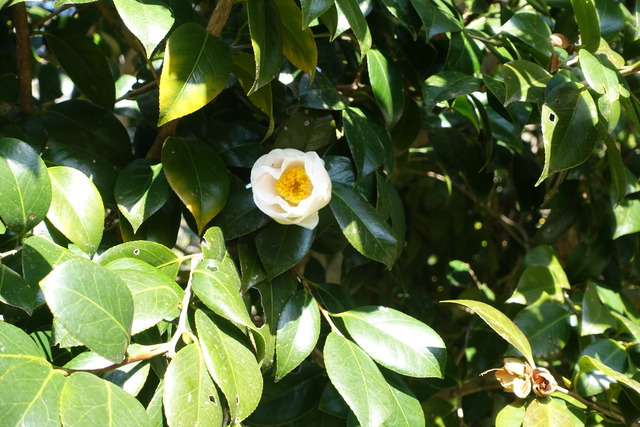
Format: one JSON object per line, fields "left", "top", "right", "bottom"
{"left": 113, "top": 0, "right": 174, "bottom": 58}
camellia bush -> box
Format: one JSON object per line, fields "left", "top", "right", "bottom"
{"left": 2, "top": 0, "right": 640, "bottom": 425}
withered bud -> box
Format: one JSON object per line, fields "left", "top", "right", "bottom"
{"left": 532, "top": 367, "right": 558, "bottom": 397}
{"left": 550, "top": 33, "right": 575, "bottom": 55}
{"left": 493, "top": 358, "right": 533, "bottom": 399}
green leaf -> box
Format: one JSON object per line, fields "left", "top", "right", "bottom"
{"left": 381, "top": 372, "right": 425, "bottom": 427}
{"left": 537, "top": 82, "right": 598, "bottom": 185}
{"left": 343, "top": 107, "right": 389, "bottom": 178}
{"left": 579, "top": 49, "right": 629, "bottom": 102}
{"left": 495, "top": 401, "right": 526, "bottom": 427}
{"left": 158, "top": 22, "right": 231, "bottom": 125}
{"left": 367, "top": 49, "right": 405, "bottom": 129}
{"left": 112, "top": 0, "right": 174, "bottom": 58}
{"left": 298, "top": 72, "right": 348, "bottom": 110}
{"left": 42, "top": 100, "right": 132, "bottom": 167}
{"left": 115, "top": 159, "right": 171, "bottom": 233}
{"left": 334, "top": 0, "right": 372, "bottom": 55}
{"left": 513, "top": 301, "right": 571, "bottom": 359}
{"left": 442, "top": 299, "right": 535, "bottom": 367}
{"left": 47, "top": 166, "right": 105, "bottom": 255}
{"left": 22, "top": 235, "right": 78, "bottom": 299}
{"left": 0, "top": 263, "right": 34, "bottom": 314}
{"left": 613, "top": 197, "right": 640, "bottom": 239}
{"left": 162, "top": 137, "right": 229, "bottom": 234}
{"left": 163, "top": 344, "right": 223, "bottom": 427}
{"left": 501, "top": 60, "right": 553, "bottom": 105}
{"left": 105, "top": 360, "right": 151, "bottom": 397}
{"left": 600, "top": 121, "right": 627, "bottom": 203}
{"left": 274, "top": 110, "right": 336, "bottom": 152}
{"left": 45, "top": 28, "right": 115, "bottom": 108}
{"left": 96, "top": 240, "right": 181, "bottom": 279}
{"left": 330, "top": 182, "right": 397, "bottom": 268}
{"left": 576, "top": 339, "right": 629, "bottom": 396}
{"left": 231, "top": 52, "right": 275, "bottom": 138}
{"left": 42, "top": 145, "right": 117, "bottom": 204}
{"left": 213, "top": 185, "right": 270, "bottom": 240}
{"left": 275, "top": 290, "right": 321, "bottom": 381}
{"left": 422, "top": 71, "right": 481, "bottom": 113}
{"left": 0, "top": 138, "right": 51, "bottom": 234}
{"left": 324, "top": 332, "right": 394, "bottom": 426}
{"left": 105, "top": 258, "right": 183, "bottom": 334}
{"left": 507, "top": 266, "right": 566, "bottom": 305}
{"left": 192, "top": 256, "right": 255, "bottom": 330}
{"left": 40, "top": 258, "right": 133, "bottom": 363}
{"left": 300, "top": 0, "right": 334, "bottom": 27}
{"left": 196, "top": 310, "right": 263, "bottom": 422}
{"left": 246, "top": 0, "right": 283, "bottom": 93}
{"left": 337, "top": 306, "right": 446, "bottom": 378}
{"left": 500, "top": 11, "right": 553, "bottom": 58}
{"left": 570, "top": 0, "right": 600, "bottom": 52}
{"left": 581, "top": 281, "right": 617, "bottom": 336}
{"left": 61, "top": 372, "right": 151, "bottom": 426}
{"left": 255, "top": 221, "right": 314, "bottom": 279}
{"left": 276, "top": 0, "right": 318, "bottom": 76}
{"left": 409, "top": 0, "right": 462, "bottom": 39}
{"left": 522, "top": 398, "right": 575, "bottom": 427}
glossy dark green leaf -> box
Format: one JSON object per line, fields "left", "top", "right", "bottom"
{"left": 324, "top": 332, "right": 394, "bottom": 426}
{"left": 409, "top": 0, "right": 462, "bottom": 38}
{"left": 343, "top": 107, "right": 390, "bottom": 178}
{"left": 579, "top": 354, "right": 640, "bottom": 395}
{"left": 581, "top": 282, "right": 617, "bottom": 336}
{"left": 105, "top": 360, "right": 150, "bottom": 397}
{"left": 298, "top": 72, "right": 348, "bottom": 110}
{"left": 45, "top": 28, "right": 115, "bottom": 108}
{"left": 42, "top": 145, "right": 117, "bottom": 205}
{"left": 231, "top": 52, "right": 274, "bottom": 138}
{"left": 276, "top": 0, "right": 317, "bottom": 76}
{"left": 113, "top": 0, "right": 174, "bottom": 58}
{"left": 507, "top": 266, "right": 566, "bottom": 305}
{"left": 105, "top": 258, "right": 183, "bottom": 334}
{"left": 0, "top": 322, "right": 66, "bottom": 427}
{"left": 22, "top": 236, "right": 78, "bottom": 301}
{"left": 513, "top": 301, "right": 571, "bottom": 359}
{"left": 367, "top": 49, "right": 405, "bottom": 129}
{"left": 570, "top": 0, "right": 600, "bottom": 52}
{"left": 377, "top": 174, "right": 405, "bottom": 262}
{"left": 42, "top": 100, "right": 132, "bottom": 167}
{"left": 422, "top": 71, "right": 481, "bottom": 113}
{"left": 613, "top": 197, "right": 640, "bottom": 239}
{"left": 0, "top": 112, "right": 47, "bottom": 152}
{"left": 97, "top": 241, "right": 181, "bottom": 279}
{"left": 500, "top": 11, "right": 553, "bottom": 58}
{"left": 338, "top": 306, "right": 446, "bottom": 378}
{"left": 0, "top": 263, "right": 33, "bottom": 314}
{"left": 330, "top": 182, "right": 397, "bottom": 268}
{"left": 213, "top": 186, "right": 270, "bottom": 240}
{"left": 501, "top": 60, "right": 552, "bottom": 105}
{"left": 255, "top": 221, "right": 314, "bottom": 279}
{"left": 158, "top": 22, "right": 231, "bottom": 125}
{"left": 47, "top": 166, "right": 104, "bottom": 255}
{"left": 275, "top": 290, "right": 321, "bottom": 381}
{"left": 275, "top": 110, "right": 336, "bottom": 152}
{"left": 196, "top": 310, "right": 263, "bottom": 422}
{"left": 443, "top": 299, "right": 535, "bottom": 367}
{"left": 334, "top": 0, "right": 371, "bottom": 55}
{"left": 238, "top": 240, "right": 266, "bottom": 291}
{"left": 40, "top": 258, "right": 133, "bottom": 363}
{"left": 163, "top": 344, "right": 222, "bottom": 427}
{"left": 579, "top": 49, "right": 629, "bottom": 102}
{"left": 115, "top": 159, "right": 171, "bottom": 233}
{"left": 301, "top": 0, "right": 334, "bottom": 27}
{"left": 0, "top": 138, "right": 51, "bottom": 234}
{"left": 254, "top": 274, "right": 298, "bottom": 369}
{"left": 192, "top": 256, "right": 255, "bottom": 330}
{"left": 162, "top": 137, "right": 229, "bottom": 234}
{"left": 576, "top": 339, "right": 630, "bottom": 396}
{"left": 246, "top": 0, "right": 283, "bottom": 93}
{"left": 537, "top": 82, "right": 598, "bottom": 185}
{"left": 522, "top": 398, "right": 574, "bottom": 427}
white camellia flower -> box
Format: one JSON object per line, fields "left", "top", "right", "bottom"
{"left": 250, "top": 148, "right": 332, "bottom": 230}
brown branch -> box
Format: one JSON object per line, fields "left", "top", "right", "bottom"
{"left": 206, "top": 0, "right": 234, "bottom": 37}
{"left": 146, "top": 119, "right": 178, "bottom": 160}
{"left": 30, "top": 4, "right": 75, "bottom": 31}
{"left": 12, "top": 2, "right": 33, "bottom": 114}
{"left": 556, "top": 387, "right": 626, "bottom": 424}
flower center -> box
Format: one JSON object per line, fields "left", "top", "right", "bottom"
{"left": 276, "top": 166, "right": 314, "bottom": 204}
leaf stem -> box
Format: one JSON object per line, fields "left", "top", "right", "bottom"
{"left": 297, "top": 272, "right": 344, "bottom": 336}
{"left": 556, "top": 386, "right": 625, "bottom": 424}
{"left": 30, "top": 4, "right": 75, "bottom": 30}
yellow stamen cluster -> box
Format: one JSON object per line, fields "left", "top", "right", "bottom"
{"left": 276, "top": 166, "right": 314, "bottom": 204}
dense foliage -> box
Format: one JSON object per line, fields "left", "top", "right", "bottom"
{"left": 1, "top": 0, "right": 640, "bottom": 425}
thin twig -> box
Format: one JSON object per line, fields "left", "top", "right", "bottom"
{"left": 115, "top": 80, "right": 157, "bottom": 103}
{"left": 30, "top": 4, "right": 75, "bottom": 31}
{"left": 556, "top": 386, "right": 626, "bottom": 424}
{"left": 12, "top": 2, "right": 33, "bottom": 114}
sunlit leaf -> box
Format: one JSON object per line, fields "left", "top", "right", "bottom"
{"left": 96, "top": 240, "right": 181, "bottom": 279}
{"left": 276, "top": 0, "right": 317, "bottom": 76}
{"left": 113, "top": 0, "right": 174, "bottom": 58}
{"left": 246, "top": 0, "right": 283, "bottom": 93}
{"left": 501, "top": 60, "right": 552, "bottom": 105}
{"left": 570, "top": 0, "right": 600, "bottom": 52}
